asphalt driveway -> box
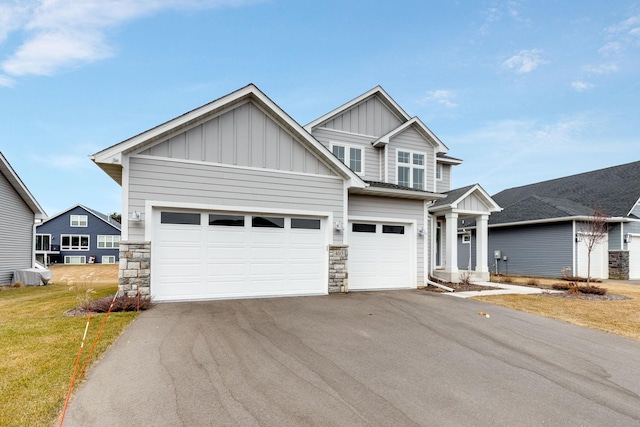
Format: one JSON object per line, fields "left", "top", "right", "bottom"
{"left": 63, "top": 291, "right": 640, "bottom": 426}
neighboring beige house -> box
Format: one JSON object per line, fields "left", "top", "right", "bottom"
{"left": 91, "top": 84, "right": 500, "bottom": 301}
{"left": 0, "top": 152, "right": 46, "bottom": 284}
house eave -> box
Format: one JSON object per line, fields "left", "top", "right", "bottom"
{"left": 489, "top": 215, "right": 629, "bottom": 228}
{"left": 352, "top": 186, "right": 446, "bottom": 201}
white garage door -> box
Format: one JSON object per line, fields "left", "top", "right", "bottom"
{"left": 153, "top": 211, "right": 327, "bottom": 301}
{"left": 629, "top": 237, "right": 640, "bottom": 280}
{"left": 576, "top": 234, "right": 608, "bottom": 280}
{"left": 348, "top": 222, "right": 413, "bottom": 290}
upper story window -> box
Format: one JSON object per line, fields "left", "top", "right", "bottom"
{"left": 330, "top": 142, "right": 363, "bottom": 174}
{"left": 397, "top": 150, "right": 425, "bottom": 190}
{"left": 35, "top": 234, "right": 51, "bottom": 251}
{"left": 70, "top": 215, "right": 88, "bottom": 227}
{"left": 436, "top": 163, "right": 443, "bottom": 180}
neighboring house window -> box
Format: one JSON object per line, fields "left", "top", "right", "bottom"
{"left": 64, "top": 256, "right": 86, "bottom": 264}
{"left": 70, "top": 215, "right": 88, "bottom": 227}
{"left": 102, "top": 256, "right": 116, "bottom": 264}
{"left": 35, "top": 234, "right": 51, "bottom": 251}
{"left": 97, "top": 235, "right": 120, "bottom": 249}
{"left": 330, "top": 142, "right": 364, "bottom": 174}
{"left": 436, "top": 163, "right": 443, "bottom": 180}
{"left": 61, "top": 235, "right": 90, "bottom": 250}
{"left": 397, "top": 150, "right": 425, "bottom": 190}
{"left": 462, "top": 234, "right": 471, "bottom": 244}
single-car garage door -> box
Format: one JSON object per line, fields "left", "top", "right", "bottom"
{"left": 348, "top": 221, "right": 414, "bottom": 290}
{"left": 153, "top": 210, "right": 327, "bottom": 301}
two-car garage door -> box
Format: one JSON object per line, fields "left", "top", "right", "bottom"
{"left": 153, "top": 210, "right": 328, "bottom": 301}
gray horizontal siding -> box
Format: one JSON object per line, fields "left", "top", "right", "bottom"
{"left": 487, "top": 222, "right": 573, "bottom": 278}
{"left": 128, "top": 157, "right": 345, "bottom": 243}
{"left": 389, "top": 128, "right": 436, "bottom": 192}
{"left": 312, "top": 127, "right": 381, "bottom": 182}
{"left": 0, "top": 174, "right": 34, "bottom": 283}
{"left": 436, "top": 164, "right": 451, "bottom": 193}
{"left": 320, "top": 96, "right": 403, "bottom": 137}
{"left": 609, "top": 223, "right": 623, "bottom": 250}
{"left": 140, "top": 101, "right": 334, "bottom": 177}
{"left": 348, "top": 194, "right": 426, "bottom": 284}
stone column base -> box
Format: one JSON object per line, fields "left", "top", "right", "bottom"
{"left": 328, "top": 244, "right": 348, "bottom": 293}
{"left": 119, "top": 241, "right": 151, "bottom": 298}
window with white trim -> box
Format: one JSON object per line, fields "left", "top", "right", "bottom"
{"left": 97, "top": 235, "right": 120, "bottom": 249}
{"left": 436, "top": 163, "right": 443, "bottom": 180}
{"left": 330, "top": 142, "right": 364, "bottom": 174}
{"left": 70, "top": 215, "right": 88, "bottom": 227}
{"left": 397, "top": 150, "right": 425, "bottom": 190}
{"left": 462, "top": 234, "right": 471, "bottom": 244}
{"left": 102, "top": 256, "right": 116, "bottom": 264}
{"left": 65, "top": 256, "right": 86, "bottom": 264}
{"left": 35, "top": 234, "right": 51, "bottom": 251}
{"left": 61, "top": 235, "right": 90, "bottom": 250}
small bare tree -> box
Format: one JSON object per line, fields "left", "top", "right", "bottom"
{"left": 580, "top": 207, "right": 609, "bottom": 285}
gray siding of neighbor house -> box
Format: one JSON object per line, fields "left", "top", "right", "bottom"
{"left": 319, "top": 96, "right": 403, "bottom": 137}
{"left": 127, "top": 156, "right": 345, "bottom": 243}
{"left": 348, "top": 194, "right": 426, "bottom": 284}
{"left": 487, "top": 222, "right": 573, "bottom": 277}
{"left": 458, "top": 230, "right": 476, "bottom": 270}
{"left": 312, "top": 127, "right": 381, "bottom": 182}
{"left": 0, "top": 173, "right": 34, "bottom": 283}
{"left": 139, "top": 101, "right": 335, "bottom": 177}
{"left": 436, "top": 164, "right": 451, "bottom": 193}
{"left": 388, "top": 128, "right": 436, "bottom": 192}
{"left": 609, "top": 223, "right": 623, "bottom": 250}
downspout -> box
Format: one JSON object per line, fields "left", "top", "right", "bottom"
{"left": 425, "top": 278, "right": 454, "bottom": 292}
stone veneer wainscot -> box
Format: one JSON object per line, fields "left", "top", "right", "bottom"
{"left": 119, "top": 241, "right": 151, "bottom": 298}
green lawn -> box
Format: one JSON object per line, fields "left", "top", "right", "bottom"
{"left": 0, "top": 279, "right": 137, "bottom": 426}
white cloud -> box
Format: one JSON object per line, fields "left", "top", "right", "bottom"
{"left": 571, "top": 81, "right": 594, "bottom": 92}
{"left": 583, "top": 63, "right": 618, "bottom": 74}
{"left": 0, "top": 74, "right": 14, "bottom": 87}
{"left": 421, "top": 90, "right": 457, "bottom": 108}
{"left": 502, "top": 49, "right": 546, "bottom": 73}
{"left": 0, "top": 0, "right": 258, "bottom": 81}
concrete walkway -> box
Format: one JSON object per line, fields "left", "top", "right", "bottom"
{"left": 447, "top": 281, "right": 561, "bottom": 298}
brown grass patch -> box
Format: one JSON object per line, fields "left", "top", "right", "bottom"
{"left": 49, "top": 264, "right": 118, "bottom": 285}
{"left": 474, "top": 281, "right": 640, "bottom": 341}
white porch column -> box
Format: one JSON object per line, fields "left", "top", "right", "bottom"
{"left": 445, "top": 212, "right": 458, "bottom": 275}
{"left": 475, "top": 214, "right": 489, "bottom": 278}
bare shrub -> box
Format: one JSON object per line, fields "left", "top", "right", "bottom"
{"left": 501, "top": 275, "right": 513, "bottom": 284}
{"left": 526, "top": 278, "right": 540, "bottom": 287}
{"left": 552, "top": 282, "right": 607, "bottom": 295}
{"left": 459, "top": 271, "right": 472, "bottom": 286}
{"left": 82, "top": 295, "right": 154, "bottom": 313}
{"left": 579, "top": 285, "right": 607, "bottom": 295}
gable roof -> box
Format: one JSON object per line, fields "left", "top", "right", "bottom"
{"left": 38, "top": 204, "right": 121, "bottom": 231}
{"left": 92, "top": 84, "right": 366, "bottom": 189}
{"left": 372, "top": 117, "right": 449, "bottom": 154}
{"left": 492, "top": 160, "right": 640, "bottom": 223}
{"left": 429, "top": 184, "right": 501, "bottom": 213}
{"left": 0, "top": 151, "right": 46, "bottom": 219}
{"left": 304, "top": 86, "right": 411, "bottom": 132}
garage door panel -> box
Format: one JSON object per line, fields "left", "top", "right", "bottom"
{"left": 153, "top": 211, "right": 326, "bottom": 301}
{"left": 349, "top": 221, "right": 413, "bottom": 290}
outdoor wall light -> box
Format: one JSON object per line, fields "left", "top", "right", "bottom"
{"left": 418, "top": 227, "right": 426, "bottom": 236}
{"left": 334, "top": 221, "right": 344, "bottom": 231}
{"left": 129, "top": 211, "right": 141, "bottom": 221}
{"left": 624, "top": 234, "right": 632, "bottom": 243}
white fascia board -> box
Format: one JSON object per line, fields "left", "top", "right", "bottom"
{"left": 0, "top": 152, "right": 46, "bottom": 217}
{"left": 304, "top": 86, "right": 411, "bottom": 132}
{"left": 432, "top": 184, "right": 501, "bottom": 213}
{"left": 354, "top": 186, "right": 446, "bottom": 201}
{"left": 489, "top": 215, "right": 612, "bottom": 228}
{"left": 627, "top": 196, "right": 640, "bottom": 217}
{"left": 372, "top": 117, "right": 448, "bottom": 154}
{"left": 436, "top": 157, "right": 463, "bottom": 165}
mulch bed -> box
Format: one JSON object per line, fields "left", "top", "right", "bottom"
{"left": 542, "top": 292, "right": 631, "bottom": 301}
{"left": 423, "top": 282, "right": 502, "bottom": 293}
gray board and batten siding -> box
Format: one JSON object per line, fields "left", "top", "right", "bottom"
{"left": 436, "top": 163, "right": 452, "bottom": 194}
{"left": 138, "top": 101, "right": 335, "bottom": 177}
{"left": 0, "top": 173, "right": 34, "bottom": 283}
{"left": 488, "top": 222, "right": 574, "bottom": 278}
{"left": 317, "top": 95, "right": 404, "bottom": 137}
{"left": 127, "top": 157, "right": 345, "bottom": 243}
{"left": 348, "top": 194, "right": 426, "bottom": 284}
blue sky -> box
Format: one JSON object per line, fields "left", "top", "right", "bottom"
{"left": 1, "top": 0, "right": 638, "bottom": 217}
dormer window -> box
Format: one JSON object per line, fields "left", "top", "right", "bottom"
{"left": 330, "top": 142, "right": 363, "bottom": 174}
{"left": 397, "top": 150, "right": 425, "bottom": 190}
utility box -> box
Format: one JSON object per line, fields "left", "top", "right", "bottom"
{"left": 494, "top": 250, "right": 501, "bottom": 259}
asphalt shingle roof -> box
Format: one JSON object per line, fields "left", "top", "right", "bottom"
{"left": 430, "top": 184, "right": 477, "bottom": 208}
{"left": 491, "top": 160, "right": 640, "bottom": 224}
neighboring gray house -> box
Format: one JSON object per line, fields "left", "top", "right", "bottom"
{"left": 469, "top": 161, "right": 640, "bottom": 280}
{"left": 91, "top": 84, "right": 500, "bottom": 302}
{"left": 36, "top": 204, "right": 121, "bottom": 266}
{"left": 0, "top": 152, "right": 46, "bottom": 284}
